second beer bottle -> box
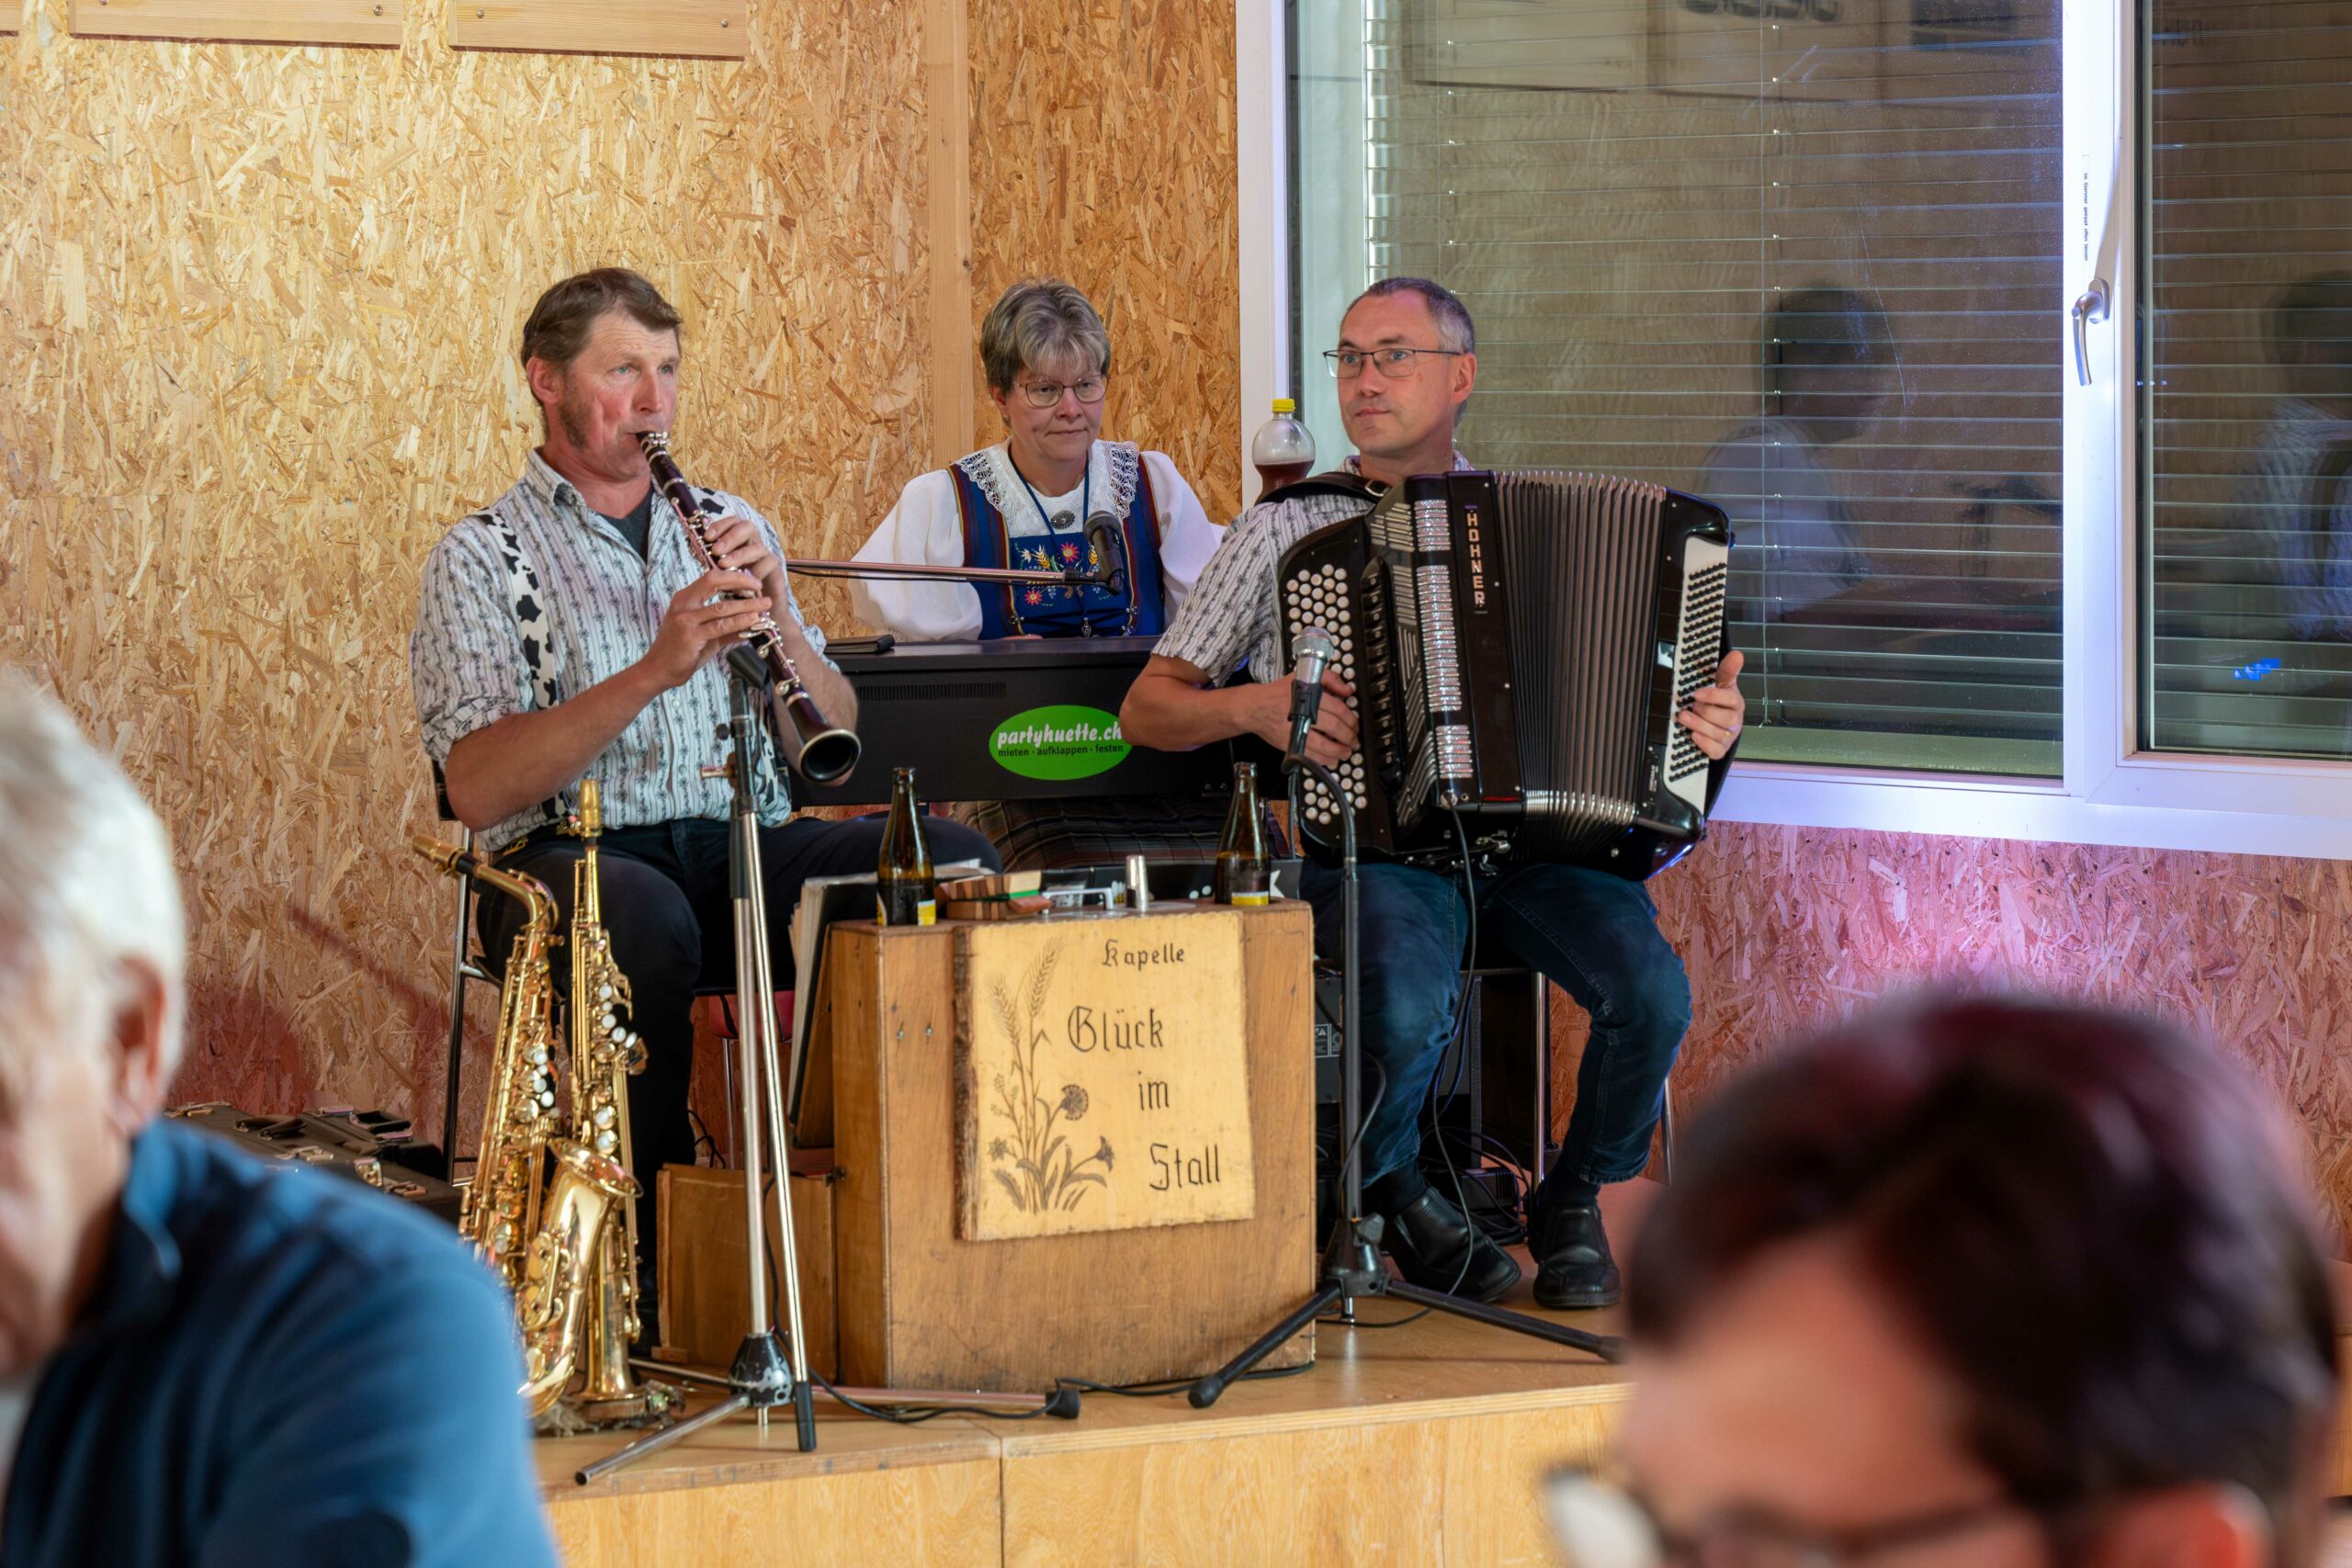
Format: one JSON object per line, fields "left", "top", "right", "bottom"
{"left": 1213, "top": 761, "right": 1272, "bottom": 907}
{"left": 876, "top": 766, "right": 936, "bottom": 926}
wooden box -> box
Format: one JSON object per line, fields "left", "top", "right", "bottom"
{"left": 823, "top": 904, "right": 1317, "bottom": 1392}
{"left": 656, "top": 1155, "right": 839, "bottom": 1380}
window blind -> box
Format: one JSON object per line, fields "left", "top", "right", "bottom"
{"left": 2142, "top": 0, "right": 2352, "bottom": 760}
{"left": 1299, "top": 0, "right": 2066, "bottom": 774}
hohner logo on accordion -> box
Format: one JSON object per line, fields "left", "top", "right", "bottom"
{"left": 1277, "top": 469, "right": 1732, "bottom": 881}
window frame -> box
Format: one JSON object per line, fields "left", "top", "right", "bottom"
{"left": 1238, "top": 0, "right": 2352, "bottom": 860}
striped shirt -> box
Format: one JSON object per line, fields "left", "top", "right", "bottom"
{"left": 410, "top": 450, "right": 833, "bottom": 851}
{"left": 1155, "top": 452, "right": 1472, "bottom": 682}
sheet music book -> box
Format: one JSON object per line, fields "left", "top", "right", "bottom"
{"left": 786, "top": 861, "right": 985, "bottom": 1127}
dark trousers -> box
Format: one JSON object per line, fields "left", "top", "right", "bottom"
{"left": 1298, "top": 858, "right": 1691, "bottom": 1221}
{"left": 478, "top": 815, "right": 1001, "bottom": 1252}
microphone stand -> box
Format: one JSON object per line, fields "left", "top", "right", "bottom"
{"left": 577, "top": 671, "right": 815, "bottom": 1479}
{"left": 1188, "top": 726, "right": 1623, "bottom": 1408}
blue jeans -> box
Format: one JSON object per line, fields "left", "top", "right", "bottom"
{"left": 1299, "top": 858, "right": 1692, "bottom": 1216}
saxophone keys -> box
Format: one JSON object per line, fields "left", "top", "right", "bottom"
{"left": 594, "top": 1129, "right": 617, "bottom": 1155}
{"left": 593, "top": 1104, "right": 616, "bottom": 1129}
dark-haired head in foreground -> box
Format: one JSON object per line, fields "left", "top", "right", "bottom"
{"left": 1571, "top": 996, "right": 2338, "bottom": 1568}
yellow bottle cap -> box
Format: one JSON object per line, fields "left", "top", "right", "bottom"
{"left": 1272, "top": 398, "right": 1296, "bottom": 414}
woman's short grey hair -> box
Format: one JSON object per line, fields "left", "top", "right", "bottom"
{"left": 979, "top": 279, "right": 1113, "bottom": 394}
{"left": 0, "top": 675, "right": 185, "bottom": 1096}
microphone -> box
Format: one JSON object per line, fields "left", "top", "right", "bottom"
{"left": 1284, "top": 626, "right": 1338, "bottom": 768}
{"left": 1083, "top": 511, "right": 1129, "bottom": 597}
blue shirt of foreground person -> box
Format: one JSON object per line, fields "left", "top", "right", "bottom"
{"left": 0, "top": 677, "right": 556, "bottom": 1568}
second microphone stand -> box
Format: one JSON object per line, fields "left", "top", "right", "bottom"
{"left": 578, "top": 661, "right": 1067, "bottom": 1484}
{"left": 579, "top": 668, "right": 818, "bottom": 1480}
{"left": 1188, "top": 727, "right": 1623, "bottom": 1407}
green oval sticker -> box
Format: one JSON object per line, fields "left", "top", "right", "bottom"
{"left": 989, "top": 705, "right": 1133, "bottom": 781}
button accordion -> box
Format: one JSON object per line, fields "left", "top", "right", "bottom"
{"left": 1277, "top": 469, "right": 1732, "bottom": 880}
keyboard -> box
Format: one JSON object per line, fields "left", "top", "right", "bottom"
{"left": 798, "top": 637, "right": 1242, "bottom": 807}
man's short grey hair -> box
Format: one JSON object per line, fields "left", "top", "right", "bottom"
{"left": 1350, "top": 276, "right": 1477, "bottom": 355}
{"left": 979, "top": 279, "right": 1113, "bottom": 394}
{"left": 0, "top": 675, "right": 185, "bottom": 1089}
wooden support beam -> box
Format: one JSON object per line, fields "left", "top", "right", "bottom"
{"left": 65, "top": 0, "right": 403, "bottom": 46}
{"left": 445, "top": 0, "right": 746, "bottom": 59}
{"left": 925, "top": 0, "right": 975, "bottom": 468}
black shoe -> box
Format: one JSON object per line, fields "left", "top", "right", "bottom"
{"left": 1530, "top": 1201, "right": 1621, "bottom": 1310}
{"left": 1381, "top": 1189, "right": 1523, "bottom": 1303}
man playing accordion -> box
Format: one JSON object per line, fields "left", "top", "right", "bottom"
{"left": 1121, "top": 278, "right": 1746, "bottom": 1310}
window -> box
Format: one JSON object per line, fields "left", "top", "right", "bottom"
{"left": 1248, "top": 0, "right": 2352, "bottom": 854}
{"left": 1293, "top": 0, "right": 2065, "bottom": 775}
{"left": 2140, "top": 0, "right": 2352, "bottom": 761}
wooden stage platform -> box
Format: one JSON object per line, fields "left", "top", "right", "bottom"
{"left": 541, "top": 1183, "right": 1657, "bottom": 1567}
{"left": 542, "top": 1269, "right": 1631, "bottom": 1567}
{"left": 538, "top": 1185, "right": 2352, "bottom": 1567}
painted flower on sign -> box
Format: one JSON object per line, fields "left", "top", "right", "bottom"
{"left": 986, "top": 941, "right": 1114, "bottom": 1216}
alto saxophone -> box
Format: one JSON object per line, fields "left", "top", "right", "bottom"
{"left": 410, "top": 837, "right": 562, "bottom": 1290}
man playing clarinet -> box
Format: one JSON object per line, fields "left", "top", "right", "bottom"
{"left": 1120, "top": 278, "right": 1745, "bottom": 1310}
{"left": 411, "top": 269, "right": 999, "bottom": 1330}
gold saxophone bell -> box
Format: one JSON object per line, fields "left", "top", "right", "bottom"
{"left": 516, "top": 1140, "right": 639, "bottom": 1418}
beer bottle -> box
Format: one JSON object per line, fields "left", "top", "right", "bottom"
{"left": 876, "top": 767, "right": 936, "bottom": 926}
{"left": 1213, "top": 761, "right": 1272, "bottom": 908}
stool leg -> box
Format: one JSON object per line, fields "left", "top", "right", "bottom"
{"left": 442, "top": 830, "right": 477, "bottom": 1169}
{"left": 1659, "top": 1083, "right": 1677, "bottom": 1184}
{"left": 718, "top": 1000, "right": 739, "bottom": 1168}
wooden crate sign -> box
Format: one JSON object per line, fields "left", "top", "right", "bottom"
{"left": 956, "top": 914, "right": 1257, "bottom": 1241}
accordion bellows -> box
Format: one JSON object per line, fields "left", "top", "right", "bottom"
{"left": 1278, "top": 469, "right": 1731, "bottom": 881}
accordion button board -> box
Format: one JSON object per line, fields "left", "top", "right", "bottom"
{"left": 1275, "top": 469, "right": 1733, "bottom": 881}
{"left": 1283, "top": 565, "right": 1371, "bottom": 819}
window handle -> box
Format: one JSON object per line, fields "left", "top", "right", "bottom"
{"left": 2072, "top": 278, "right": 2111, "bottom": 387}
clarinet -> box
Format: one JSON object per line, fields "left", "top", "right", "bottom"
{"left": 637, "top": 431, "right": 862, "bottom": 784}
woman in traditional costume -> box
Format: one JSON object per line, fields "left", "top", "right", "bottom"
{"left": 851, "top": 278, "right": 1221, "bottom": 641}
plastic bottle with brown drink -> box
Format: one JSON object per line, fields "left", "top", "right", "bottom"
{"left": 1213, "top": 761, "right": 1272, "bottom": 908}
{"left": 876, "top": 767, "right": 936, "bottom": 926}
{"left": 1250, "top": 398, "right": 1316, "bottom": 494}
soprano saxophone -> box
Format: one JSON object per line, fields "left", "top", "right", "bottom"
{"left": 557, "top": 777, "right": 652, "bottom": 1422}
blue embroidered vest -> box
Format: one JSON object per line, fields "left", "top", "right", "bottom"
{"left": 948, "top": 444, "right": 1168, "bottom": 638}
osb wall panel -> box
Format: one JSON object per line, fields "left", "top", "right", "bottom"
{"left": 967, "top": 0, "right": 1241, "bottom": 522}
{"left": 1542, "top": 824, "right": 2352, "bottom": 1243}
{"left": 0, "top": 0, "right": 937, "bottom": 1128}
